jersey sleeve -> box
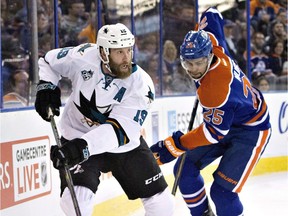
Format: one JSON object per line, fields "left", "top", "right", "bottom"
{"left": 38, "top": 43, "right": 96, "bottom": 84}
{"left": 199, "top": 7, "right": 232, "bottom": 57}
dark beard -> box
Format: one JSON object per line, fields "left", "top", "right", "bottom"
{"left": 109, "top": 58, "right": 132, "bottom": 79}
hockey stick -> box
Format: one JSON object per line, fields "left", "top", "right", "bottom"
{"left": 48, "top": 107, "right": 82, "bottom": 216}
{"left": 172, "top": 97, "right": 199, "bottom": 196}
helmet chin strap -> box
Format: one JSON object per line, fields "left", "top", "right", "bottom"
{"left": 187, "top": 53, "right": 214, "bottom": 81}
{"left": 104, "top": 63, "right": 112, "bottom": 73}
{"left": 100, "top": 51, "right": 113, "bottom": 74}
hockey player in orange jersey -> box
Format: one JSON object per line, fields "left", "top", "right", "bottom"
{"left": 150, "top": 7, "right": 271, "bottom": 216}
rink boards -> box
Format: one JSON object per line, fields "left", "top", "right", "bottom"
{"left": 0, "top": 92, "right": 287, "bottom": 216}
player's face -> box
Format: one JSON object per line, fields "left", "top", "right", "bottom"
{"left": 108, "top": 47, "right": 133, "bottom": 79}
{"left": 181, "top": 57, "right": 209, "bottom": 79}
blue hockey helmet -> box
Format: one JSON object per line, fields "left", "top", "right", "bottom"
{"left": 180, "top": 30, "right": 212, "bottom": 61}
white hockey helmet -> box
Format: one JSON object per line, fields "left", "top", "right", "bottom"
{"left": 97, "top": 23, "right": 135, "bottom": 64}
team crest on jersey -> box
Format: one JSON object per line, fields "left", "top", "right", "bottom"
{"left": 81, "top": 70, "right": 94, "bottom": 81}
{"left": 74, "top": 90, "right": 111, "bottom": 127}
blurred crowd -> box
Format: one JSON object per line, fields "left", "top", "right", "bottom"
{"left": 1, "top": 0, "right": 95, "bottom": 108}
{"left": 1, "top": 0, "right": 287, "bottom": 109}
{"left": 224, "top": 0, "right": 287, "bottom": 91}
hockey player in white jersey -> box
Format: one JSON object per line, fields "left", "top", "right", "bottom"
{"left": 35, "top": 23, "right": 174, "bottom": 216}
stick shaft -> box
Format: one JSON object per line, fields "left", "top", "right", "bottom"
{"left": 172, "top": 98, "right": 199, "bottom": 195}
{"left": 48, "top": 108, "right": 82, "bottom": 216}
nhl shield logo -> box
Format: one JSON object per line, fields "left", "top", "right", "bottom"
{"left": 81, "top": 70, "right": 94, "bottom": 81}
{"left": 41, "top": 161, "right": 47, "bottom": 187}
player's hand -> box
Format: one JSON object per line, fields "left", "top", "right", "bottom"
{"left": 50, "top": 138, "right": 90, "bottom": 169}
{"left": 150, "top": 131, "right": 187, "bottom": 165}
{"left": 35, "top": 80, "right": 61, "bottom": 122}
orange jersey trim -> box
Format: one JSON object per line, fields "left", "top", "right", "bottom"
{"left": 180, "top": 124, "right": 212, "bottom": 149}
{"left": 245, "top": 100, "right": 267, "bottom": 124}
{"left": 208, "top": 32, "right": 219, "bottom": 47}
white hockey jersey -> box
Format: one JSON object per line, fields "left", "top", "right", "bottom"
{"left": 38, "top": 43, "right": 155, "bottom": 155}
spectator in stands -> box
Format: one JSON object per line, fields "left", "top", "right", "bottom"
{"left": 60, "top": 0, "right": 89, "bottom": 46}
{"left": 223, "top": 19, "right": 238, "bottom": 60}
{"left": 3, "top": 69, "right": 29, "bottom": 108}
{"left": 227, "top": 5, "right": 247, "bottom": 43}
{"left": 264, "top": 20, "right": 287, "bottom": 56}
{"left": 274, "top": 0, "right": 287, "bottom": 14}
{"left": 163, "top": 2, "right": 195, "bottom": 53}
{"left": 276, "top": 61, "right": 288, "bottom": 90}
{"left": 249, "top": 32, "right": 273, "bottom": 76}
{"left": 250, "top": 0, "right": 277, "bottom": 35}
{"left": 248, "top": 31, "right": 276, "bottom": 88}
{"left": 38, "top": 33, "right": 52, "bottom": 57}
{"left": 1, "top": 0, "right": 8, "bottom": 21}
{"left": 253, "top": 74, "right": 270, "bottom": 92}
{"left": 1, "top": 1, "right": 11, "bottom": 37}
{"left": 11, "top": 2, "right": 33, "bottom": 52}
{"left": 136, "top": 33, "right": 158, "bottom": 69}
{"left": 1, "top": 16, "right": 12, "bottom": 46}
{"left": 274, "top": 9, "right": 287, "bottom": 31}
{"left": 267, "top": 40, "right": 286, "bottom": 76}
{"left": 78, "top": 3, "right": 97, "bottom": 43}
{"left": 37, "top": 8, "right": 51, "bottom": 39}
{"left": 1, "top": 0, "right": 25, "bottom": 34}
{"left": 281, "top": 61, "right": 288, "bottom": 76}
{"left": 37, "top": 0, "right": 53, "bottom": 19}
{"left": 1, "top": 35, "right": 29, "bottom": 95}
{"left": 163, "top": 40, "right": 179, "bottom": 77}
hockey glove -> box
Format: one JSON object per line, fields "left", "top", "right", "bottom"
{"left": 50, "top": 138, "right": 90, "bottom": 169}
{"left": 35, "top": 80, "right": 61, "bottom": 122}
{"left": 150, "top": 131, "right": 188, "bottom": 165}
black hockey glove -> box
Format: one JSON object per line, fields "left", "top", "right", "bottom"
{"left": 50, "top": 138, "right": 90, "bottom": 170}
{"left": 35, "top": 80, "right": 61, "bottom": 122}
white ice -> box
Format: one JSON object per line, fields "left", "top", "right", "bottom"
{"left": 132, "top": 172, "right": 288, "bottom": 216}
